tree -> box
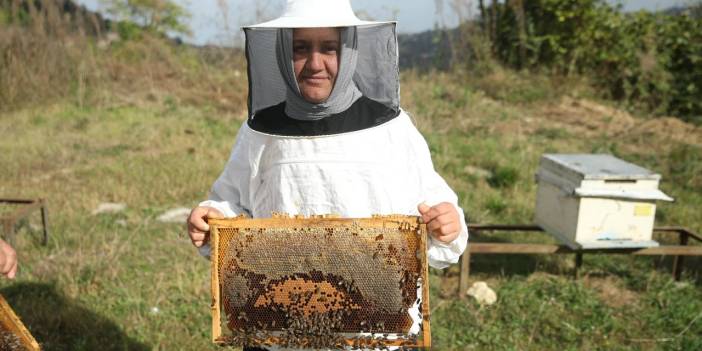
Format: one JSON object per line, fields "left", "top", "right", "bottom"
{"left": 102, "top": 0, "right": 190, "bottom": 36}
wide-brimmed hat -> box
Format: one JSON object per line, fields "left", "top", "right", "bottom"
{"left": 245, "top": 0, "right": 393, "bottom": 28}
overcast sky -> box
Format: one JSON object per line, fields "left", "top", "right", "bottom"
{"left": 77, "top": 0, "right": 693, "bottom": 46}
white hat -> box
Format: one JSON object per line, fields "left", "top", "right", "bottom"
{"left": 245, "top": 0, "right": 393, "bottom": 28}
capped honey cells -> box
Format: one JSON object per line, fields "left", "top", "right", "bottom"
{"left": 209, "top": 215, "right": 431, "bottom": 349}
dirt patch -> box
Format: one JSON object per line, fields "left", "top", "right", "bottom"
{"left": 526, "top": 271, "right": 560, "bottom": 282}
{"left": 584, "top": 276, "right": 639, "bottom": 308}
{"left": 439, "top": 275, "right": 460, "bottom": 299}
{"left": 627, "top": 117, "right": 702, "bottom": 147}
{"left": 535, "top": 97, "right": 702, "bottom": 153}
{"left": 537, "top": 97, "right": 637, "bottom": 137}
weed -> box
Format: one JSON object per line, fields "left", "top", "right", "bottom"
{"left": 487, "top": 166, "right": 519, "bottom": 189}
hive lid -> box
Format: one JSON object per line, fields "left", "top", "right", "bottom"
{"left": 540, "top": 154, "right": 661, "bottom": 181}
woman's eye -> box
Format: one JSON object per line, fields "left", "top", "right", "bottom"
{"left": 323, "top": 45, "right": 339, "bottom": 53}
{"left": 293, "top": 45, "right": 307, "bottom": 53}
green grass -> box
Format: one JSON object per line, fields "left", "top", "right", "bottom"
{"left": 0, "top": 63, "right": 701, "bottom": 350}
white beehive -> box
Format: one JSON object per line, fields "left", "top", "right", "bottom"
{"left": 534, "top": 154, "right": 674, "bottom": 250}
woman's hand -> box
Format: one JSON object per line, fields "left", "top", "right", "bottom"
{"left": 187, "top": 207, "right": 224, "bottom": 248}
{"left": 418, "top": 202, "right": 461, "bottom": 244}
{"left": 0, "top": 239, "right": 17, "bottom": 279}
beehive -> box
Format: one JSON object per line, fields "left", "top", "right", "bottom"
{"left": 535, "top": 154, "right": 674, "bottom": 249}
{"left": 209, "top": 215, "right": 430, "bottom": 349}
{"left": 0, "top": 294, "right": 40, "bottom": 351}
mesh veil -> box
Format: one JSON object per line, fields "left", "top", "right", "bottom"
{"left": 244, "top": 23, "right": 400, "bottom": 119}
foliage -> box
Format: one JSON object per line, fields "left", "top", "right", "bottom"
{"left": 101, "top": 0, "right": 191, "bottom": 37}
{"left": 480, "top": 0, "right": 702, "bottom": 121}
{"left": 656, "top": 10, "right": 702, "bottom": 122}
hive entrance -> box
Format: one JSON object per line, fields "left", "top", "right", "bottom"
{"left": 210, "top": 215, "right": 430, "bottom": 349}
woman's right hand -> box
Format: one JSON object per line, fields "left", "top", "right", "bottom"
{"left": 0, "top": 239, "right": 17, "bottom": 279}
{"left": 187, "top": 206, "right": 224, "bottom": 248}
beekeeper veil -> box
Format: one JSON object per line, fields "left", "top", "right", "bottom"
{"left": 244, "top": 0, "right": 400, "bottom": 120}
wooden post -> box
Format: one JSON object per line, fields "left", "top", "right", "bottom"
{"left": 574, "top": 252, "right": 583, "bottom": 279}
{"left": 40, "top": 199, "right": 49, "bottom": 246}
{"left": 459, "top": 251, "right": 471, "bottom": 297}
{"left": 672, "top": 232, "right": 689, "bottom": 281}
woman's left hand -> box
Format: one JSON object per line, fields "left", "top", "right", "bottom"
{"left": 418, "top": 202, "right": 461, "bottom": 244}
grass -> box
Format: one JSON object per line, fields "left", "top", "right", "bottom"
{"left": 0, "top": 37, "right": 701, "bottom": 350}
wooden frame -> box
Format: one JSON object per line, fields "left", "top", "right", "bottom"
{"left": 209, "top": 215, "right": 431, "bottom": 349}
{"left": 0, "top": 294, "right": 40, "bottom": 351}
{"left": 0, "top": 198, "right": 49, "bottom": 246}
{"left": 459, "top": 224, "right": 702, "bottom": 295}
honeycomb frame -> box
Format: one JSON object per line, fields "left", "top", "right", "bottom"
{"left": 0, "top": 294, "right": 40, "bottom": 351}
{"left": 209, "top": 215, "right": 431, "bottom": 349}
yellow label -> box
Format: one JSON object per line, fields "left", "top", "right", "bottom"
{"left": 634, "top": 204, "right": 653, "bottom": 217}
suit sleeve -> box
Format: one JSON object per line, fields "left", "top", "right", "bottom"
{"left": 197, "top": 126, "right": 253, "bottom": 258}
{"left": 408, "top": 123, "right": 469, "bottom": 269}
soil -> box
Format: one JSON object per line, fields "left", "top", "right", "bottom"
{"left": 583, "top": 276, "right": 639, "bottom": 309}
{"left": 536, "top": 97, "right": 702, "bottom": 152}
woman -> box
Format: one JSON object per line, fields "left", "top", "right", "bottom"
{"left": 187, "top": 0, "right": 468, "bottom": 348}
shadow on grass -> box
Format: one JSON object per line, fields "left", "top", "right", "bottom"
{"left": 0, "top": 282, "right": 150, "bottom": 351}
{"left": 466, "top": 233, "right": 574, "bottom": 277}
{"left": 654, "top": 256, "right": 702, "bottom": 285}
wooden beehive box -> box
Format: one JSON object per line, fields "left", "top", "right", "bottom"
{"left": 209, "top": 215, "right": 430, "bottom": 349}
{"left": 535, "top": 154, "right": 674, "bottom": 249}
{"left": 0, "top": 294, "right": 40, "bottom": 351}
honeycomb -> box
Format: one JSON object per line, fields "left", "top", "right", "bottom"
{"left": 0, "top": 295, "right": 40, "bottom": 351}
{"left": 209, "top": 215, "right": 430, "bottom": 349}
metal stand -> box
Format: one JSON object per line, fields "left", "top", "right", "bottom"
{"left": 0, "top": 198, "right": 49, "bottom": 245}
{"left": 457, "top": 224, "right": 702, "bottom": 296}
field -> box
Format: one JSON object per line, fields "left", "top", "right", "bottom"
{"left": 1, "top": 37, "right": 702, "bottom": 351}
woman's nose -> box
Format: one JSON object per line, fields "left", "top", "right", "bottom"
{"left": 306, "top": 51, "right": 324, "bottom": 71}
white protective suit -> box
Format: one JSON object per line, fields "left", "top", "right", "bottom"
{"left": 196, "top": 0, "right": 469, "bottom": 348}
{"left": 198, "top": 111, "right": 468, "bottom": 269}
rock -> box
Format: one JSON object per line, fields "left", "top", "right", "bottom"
{"left": 466, "top": 281, "right": 497, "bottom": 305}
{"left": 463, "top": 166, "right": 493, "bottom": 179}
{"left": 157, "top": 207, "right": 191, "bottom": 223}
{"left": 92, "top": 202, "right": 126, "bottom": 215}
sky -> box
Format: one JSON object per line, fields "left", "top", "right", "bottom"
{"left": 77, "top": 0, "right": 693, "bottom": 46}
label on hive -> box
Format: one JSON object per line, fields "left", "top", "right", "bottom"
{"left": 634, "top": 204, "right": 653, "bottom": 217}
{"left": 209, "top": 215, "right": 430, "bottom": 349}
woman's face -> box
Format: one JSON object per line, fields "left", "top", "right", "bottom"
{"left": 293, "top": 27, "right": 340, "bottom": 104}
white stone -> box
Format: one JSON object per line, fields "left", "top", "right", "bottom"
{"left": 92, "top": 202, "right": 126, "bottom": 215}
{"left": 157, "top": 207, "right": 192, "bottom": 223}
{"left": 463, "top": 165, "right": 493, "bottom": 179}
{"left": 466, "top": 281, "right": 497, "bottom": 305}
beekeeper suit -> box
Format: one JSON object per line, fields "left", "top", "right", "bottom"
{"left": 187, "top": 0, "right": 470, "bottom": 349}
{"left": 195, "top": 0, "right": 468, "bottom": 269}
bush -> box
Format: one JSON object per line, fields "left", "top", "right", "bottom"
{"left": 657, "top": 11, "right": 702, "bottom": 122}
{"left": 482, "top": 0, "right": 702, "bottom": 120}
